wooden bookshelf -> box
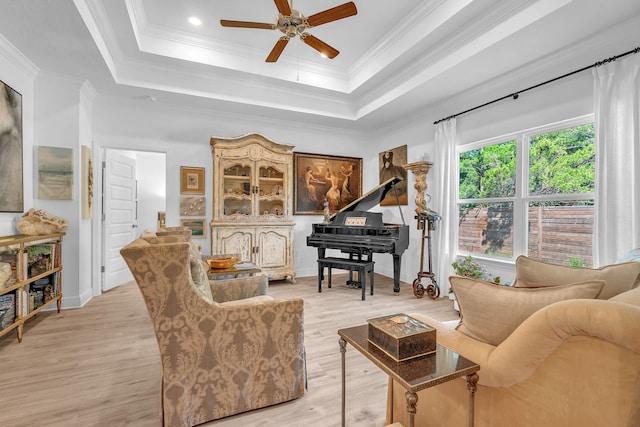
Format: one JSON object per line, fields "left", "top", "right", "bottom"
{"left": 0, "top": 232, "right": 64, "bottom": 343}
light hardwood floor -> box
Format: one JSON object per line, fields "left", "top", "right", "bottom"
{"left": 0, "top": 273, "right": 458, "bottom": 427}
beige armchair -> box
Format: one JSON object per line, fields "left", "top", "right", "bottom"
{"left": 387, "top": 257, "right": 640, "bottom": 427}
{"left": 121, "top": 238, "right": 306, "bottom": 427}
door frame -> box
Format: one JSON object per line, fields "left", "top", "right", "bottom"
{"left": 91, "top": 145, "right": 167, "bottom": 298}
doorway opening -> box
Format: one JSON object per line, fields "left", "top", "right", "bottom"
{"left": 101, "top": 149, "right": 166, "bottom": 292}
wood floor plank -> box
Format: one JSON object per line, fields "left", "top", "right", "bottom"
{"left": 0, "top": 273, "right": 457, "bottom": 427}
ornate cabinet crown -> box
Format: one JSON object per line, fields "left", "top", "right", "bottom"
{"left": 210, "top": 133, "right": 295, "bottom": 282}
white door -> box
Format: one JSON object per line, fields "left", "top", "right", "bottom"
{"left": 103, "top": 150, "right": 137, "bottom": 291}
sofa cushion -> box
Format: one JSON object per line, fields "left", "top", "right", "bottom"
{"left": 450, "top": 275, "right": 604, "bottom": 346}
{"left": 514, "top": 256, "right": 640, "bottom": 300}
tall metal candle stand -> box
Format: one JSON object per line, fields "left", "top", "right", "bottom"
{"left": 403, "top": 161, "right": 441, "bottom": 299}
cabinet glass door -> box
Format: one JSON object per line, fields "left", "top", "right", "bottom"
{"left": 257, "top": 164, "right": 286, "bottom": 218}
{"left": 222, "top": 163, "right": 252, "bottom": 218}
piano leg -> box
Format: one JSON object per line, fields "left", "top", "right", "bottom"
{"left": 318, "top": 248, "right": 326, "bottom": 281}
{"left": 393, "top": 254, "right": 401, "bottom": 294}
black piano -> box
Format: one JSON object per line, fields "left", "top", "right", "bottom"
{"left": 306, "top": 176, "right": 410, "bottom": 293}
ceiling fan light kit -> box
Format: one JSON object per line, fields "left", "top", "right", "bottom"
{"left": 221, "top": 0, "right": 357, "bottom": 62}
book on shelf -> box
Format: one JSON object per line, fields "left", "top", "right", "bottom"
{"left": 0, "top": 251, "right": 19, "bottom": 289}
{"left": 0, "top": 292, "right": 16, "bottom": 329}
{"left": 30, "top": 275, "right": 56, "bottom": 307}
{"left": 25, "top": 243, "right": 56, "bottom": 278}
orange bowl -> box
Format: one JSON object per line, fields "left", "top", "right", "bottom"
{"left": 207, "top": 256, "right": 239, "bottom": 270}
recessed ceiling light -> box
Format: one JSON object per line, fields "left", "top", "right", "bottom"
{"left": 188, "top": 16, "right": 202, "bottom": 27}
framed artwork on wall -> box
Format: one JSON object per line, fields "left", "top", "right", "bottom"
{"left": 81, "top": 145, "right": 93, "bottom": 218}
{"left": 379, "top": 144, "right": 408, "bottom": 206}
{"left": 180, "top": 196, "right": 206, "bottom": 216}
{"left": 293, "top": 152, "right": 362, "bottom": 215}
{"left": 38, "top": 146, "right": 73, "bottom": 200}
{"left": 180, "top": 166, "right": 205, "bottom": 194}
{"left": 180, "top": 218, "right": 206, "bottom": 239}
{"left": 0, "top": 80, "right": 23, "bottom": 212}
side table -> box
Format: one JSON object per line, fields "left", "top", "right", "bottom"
{"left": 338, "top": 324, "right": 479, "bottom": 427}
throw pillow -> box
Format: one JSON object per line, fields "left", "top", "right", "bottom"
{"left": 450, "top": 275, "right": 604, "bottom": 346}
{"left": 188, "top": 243, "right": 213, "bottom": 303}
{"left": 513, "top": 255, "right": 640, "bottom": 300}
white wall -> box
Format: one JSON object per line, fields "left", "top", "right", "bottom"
{"left": 33, "top": 72, "right": 94, "bottom": 308}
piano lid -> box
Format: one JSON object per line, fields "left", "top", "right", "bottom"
{"left": 332, "top": 176, "right": 403, "bottom": 218}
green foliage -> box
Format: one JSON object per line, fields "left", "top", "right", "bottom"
{"left": 529, "top": 124, "right": 595, "bottom": 195}
{"left": 459, "top": 124, "right": 594, "bottom": 200}
{"left": 459, "top": 141, "right": 516, "bottom": 199}
{"left": 568, "top": 256, "right": 587, "bottom": 268}
{"left": 451, "top": 255, "right": 486, "bottom": 279}
{"left": 451, "top": 255, "right": 502, "bottom": 290}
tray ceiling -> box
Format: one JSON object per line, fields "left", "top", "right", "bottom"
{"left": 1, "top": 0, "right": 639, "bottom": 130}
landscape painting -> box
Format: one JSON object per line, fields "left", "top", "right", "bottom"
{"left": 38, "top": 146, "right": 73, "bottom": 200}
{"left": 180, "top": 218, "right": 206, "bottom": 238}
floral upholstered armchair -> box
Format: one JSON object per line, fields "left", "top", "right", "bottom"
{"left": 120, "top": 237, "right": 306, "bottom": 427}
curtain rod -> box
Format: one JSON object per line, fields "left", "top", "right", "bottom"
{"left": 433, "top": 46, "right": 640, "bottom": 125}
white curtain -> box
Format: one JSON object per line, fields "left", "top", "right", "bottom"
{"left": 433, "top": 118, "right": 458, "bottom": 295}
{"left": 592, "top": 53, "right": 640, "bottom": 266}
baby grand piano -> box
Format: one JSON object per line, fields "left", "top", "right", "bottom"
{"left": 306, "top": 177, "right": 410, "bottom": 294}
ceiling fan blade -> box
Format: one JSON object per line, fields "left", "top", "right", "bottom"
{"left": 220, "top": 20, "right": 275, "bottom": 30}
{"left": 306, "top": 2, "right": 357, "bottom": 27}
{"left": 274, "top": 0, "right": 292, "bottom": 16}
{"left": 266, "top": 37, "right": 289, "bottom": 62}
{"left": 301, "top": 34, "right": 339, "bottom": 59}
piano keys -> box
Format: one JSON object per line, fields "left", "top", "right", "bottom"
{"left": 306, "top": 176, "right": 410, "bottom": 293}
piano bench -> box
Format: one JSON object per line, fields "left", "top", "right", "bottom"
{"left": 317, "top": 257, "right": 375, "bottom": 301}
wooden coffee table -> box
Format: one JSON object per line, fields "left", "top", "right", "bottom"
{"left": 338, "top": 324, "right": 480, "bottom": 427}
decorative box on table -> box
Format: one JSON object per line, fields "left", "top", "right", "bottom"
{"left": 367, "top": 313, "right": 436, "bottom": 361}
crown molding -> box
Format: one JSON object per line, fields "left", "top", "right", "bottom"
{"left": 0, "top": 33, "right": 39, "bottom": 79}
{"left": 74, "top": 0, "right": 124, "bottom": 81}
{"left": 353, "top": 0, "right": 575, "bottom": 119}
{"left": 348, "top": 0, "right": 467, "bottom": 91}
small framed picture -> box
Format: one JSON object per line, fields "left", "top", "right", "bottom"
{"left": 180, "top": 166, "right": 205, "bottom": 194}
{"left": 180, "top": 218, "right": 206, "bottom": 239}
{"left": 180, "top": 196, "right": 206, "bottom": 216}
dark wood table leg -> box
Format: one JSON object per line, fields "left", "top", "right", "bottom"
{"left": 466, "top": 372, "right": 479, "bottom": 427}
{"left": 405, "top": 390, "right": 418, "bottom": 427}
{"left": 340, "top": 337, "right": 347, "bottom": 427}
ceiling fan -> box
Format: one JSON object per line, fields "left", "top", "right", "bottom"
{"left": 220, "top": 0, "right": 358, "bottom": 62}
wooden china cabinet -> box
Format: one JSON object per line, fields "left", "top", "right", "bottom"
{"left": 210, "top": 133, "right": 295, "bottom": 282}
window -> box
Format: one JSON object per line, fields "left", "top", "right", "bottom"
{"left": 457, "top": 117, "right": 595, "bottom": 267}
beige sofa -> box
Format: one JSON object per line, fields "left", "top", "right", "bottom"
{"left": 121, "top": 236, "right": 306, "bottom": 427}
{"left": 386, "top": 256, "right": 640, "bottom": 427}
